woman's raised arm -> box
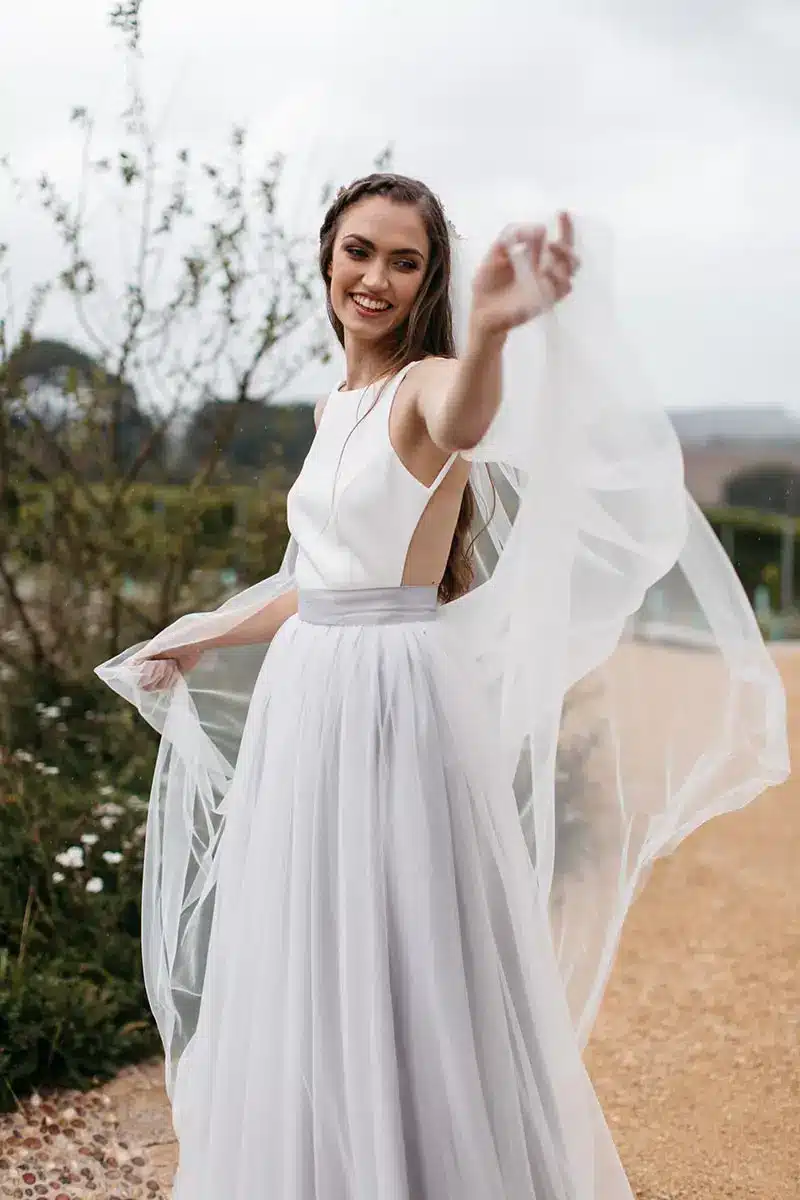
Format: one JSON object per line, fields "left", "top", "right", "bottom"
{"left": 415, "top": 215, "right": 579, "bottom": 453}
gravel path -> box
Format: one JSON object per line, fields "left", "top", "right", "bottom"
{"left": 3, "top": 654, "right": 797, "bottom": 1199}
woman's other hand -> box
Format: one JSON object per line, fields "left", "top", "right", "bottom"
{"left": 135, "top": 646, "right": 204, "bottom": 693}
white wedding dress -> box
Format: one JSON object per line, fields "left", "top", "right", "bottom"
{"left": 96, "top": 228, "right": 789, "bottom": 1199}
{"left": 167, "top": 363, "right": 638, "bottom": 1198}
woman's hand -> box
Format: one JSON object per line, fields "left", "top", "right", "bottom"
{"left": 470, "top": 212, "right": 580, "bottom": 341}
{"left": 134, "top": 646, "right": 204, "bottom": 693}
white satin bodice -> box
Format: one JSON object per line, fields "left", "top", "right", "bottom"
{"left": 287, "top": 362, "right": 458, "bottom": 590}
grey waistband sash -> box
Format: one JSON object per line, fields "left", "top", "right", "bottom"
{"left": 297, "top": 586, "right": 439, "bottom": 627}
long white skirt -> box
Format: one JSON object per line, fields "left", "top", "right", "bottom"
{"left": 170, "top": 588, "right": 634, "bottom": 1200}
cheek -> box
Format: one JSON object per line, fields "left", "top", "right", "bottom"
{"left": 334, "top": 252, "right": 361, "bottom": 280}
{"left": 328, "top": 262, "right": 355, "bottom": 313}
{"left": 396, "top": 273, "right": 424, "bottom": 310}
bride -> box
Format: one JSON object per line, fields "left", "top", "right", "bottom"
{"left": 97, "top": 173, "right": 788, "bottom": 1198}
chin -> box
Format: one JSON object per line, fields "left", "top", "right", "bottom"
{"left": 336, "top": 300, "right": 405, "bottom": 342}
{"left": 343, "top": 318, "right": 395, "bottom": 343}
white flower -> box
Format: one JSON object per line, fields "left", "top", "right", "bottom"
{"left": 85, "top": 877, "right": 104, "bottom": 894}
{"left": 42, "top": 765, "right": 59, "bottom": 777}
{"left": 13, "top": 750, "right": 34, "bottom": 764}
{"left": 95, "top": 802, "right": 125, "bottom": 817}
{"left": 100, "top": 816, "right": 118, "bottom": 831}
{"left": 80, "top": 833, "right": 99, "bottom": 847}
{"left": 102, "top": 851, "right": 123, "bottom": 865}
{"left": 134, "top": 823, "right": 147, "bottom": 840}
{"left": 55, "top": 846, "right": 84, "bottom": 869}
{"left": 52, "top": 872, "right": 66, "bottom": 883}
{"left": 59, "top": 697, "right": 73, "bottom": 707}
{"left": 35, "top": 702, "right": 61, "bottom": 720}
{"left": 98, "top": 785, "right": 115, "bottom": 797}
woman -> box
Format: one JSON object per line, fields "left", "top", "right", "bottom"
{"left": 97, "top": 174, "right": 788, "bottom": 1198}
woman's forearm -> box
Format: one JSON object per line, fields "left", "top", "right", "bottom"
{"left": 148, "top": 589, "right": 299, "bottom": 659}
{"left": 431, "top": 321, "right": 508, "bottom": 452}
{"left": 203, "top": 588, "right": 299, "bottom": 649}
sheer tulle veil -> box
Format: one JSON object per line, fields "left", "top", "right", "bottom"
{"left": 96, "top": 216, "right": 789, "bottom": 1098}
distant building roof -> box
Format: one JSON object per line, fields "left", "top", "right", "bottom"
{"left": 669, "top": 407, "right": 800, "bottom": 447}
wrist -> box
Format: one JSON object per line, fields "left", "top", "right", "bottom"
{"left": 466, "top": 313, "right": 508, "bottom": 358}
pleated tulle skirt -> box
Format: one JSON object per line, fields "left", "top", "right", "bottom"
{"left": 170, "top": 588, "right": 634, "bottom": 1200}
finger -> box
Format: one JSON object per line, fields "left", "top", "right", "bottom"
{"left": 541, "top": 251, "right": 572, "bottom": 286}
{"left": 502, "top": 221, "right": 546, "bottom": 244}
{"left": 501, "top": 222, "right": 547, "bottom": 264}
{"left": 139, "top": 659, "right": 177, "bottom": 692}
{"left": 542, "top": 265, "right": 570, "bottom": 302}
{"left": 530, "top": 226, "right": 547, "bottom": 273}
{"left": 548, "top": 243, "right": 581, "bottom": 274}
{"left": 557, "top": 210, "right": 575, "bottom": 248}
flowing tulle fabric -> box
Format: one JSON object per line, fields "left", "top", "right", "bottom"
{"left": 95, "top": 220, "right": 789, "bottom": 1190}
{"left": 167, "top": 599, "right": 641, "bottom": 1197}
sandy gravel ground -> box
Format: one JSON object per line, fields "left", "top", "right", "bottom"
{"left": 585, "top": 648, "right": 799, "bottom": 1200}
{"left": 2, "top": 654, "right": 797, "bottom": 1199}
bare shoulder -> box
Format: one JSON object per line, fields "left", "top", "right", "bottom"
{"left": 408, "top": 355, "right": 459, "bottom": 393}
{"left": 403, "top": 356, "right": 458, "bottom": 419}
{"left": 313, "top": 395, "right": 328, "bottom": 429}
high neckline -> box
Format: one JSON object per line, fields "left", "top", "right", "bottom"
{"left": 334, "top": 381, "right": 371, "bottom": 397}
{"left": 334, "top": 363, "right": 418, "bottom": 398}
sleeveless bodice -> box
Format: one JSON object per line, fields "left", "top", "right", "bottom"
{"left": 286, "top": 363, "right": 458, "bottom": 591}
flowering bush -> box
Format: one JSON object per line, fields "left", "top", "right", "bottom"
{"left": 0, "top": 686, "right": 162, "bottom": 1110}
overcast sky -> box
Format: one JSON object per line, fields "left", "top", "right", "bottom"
{"left": 2, "top": 0, "right": 799, "bottom": 410}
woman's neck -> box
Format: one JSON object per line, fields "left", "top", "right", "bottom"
{"left": 342, "top": 336, "right": 397, "bottom": 391}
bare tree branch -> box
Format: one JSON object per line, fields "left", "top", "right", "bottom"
{"left": 109, "top": 1, "right": 144, "bottom": 53}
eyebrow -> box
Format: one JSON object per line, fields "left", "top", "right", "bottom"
{"left": 342, "top": 234, "right": 426, "bottom": 260}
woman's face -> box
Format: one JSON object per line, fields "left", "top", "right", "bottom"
{"left": 327, "top": 196, "right": 430, "bottom": 342}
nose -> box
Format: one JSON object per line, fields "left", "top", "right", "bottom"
{"left": 361, "top": 258, "right": 389, "bottom": 293}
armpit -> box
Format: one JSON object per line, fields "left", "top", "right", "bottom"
{"left": 314, "top": 396, "right": 328, "bottom": 429}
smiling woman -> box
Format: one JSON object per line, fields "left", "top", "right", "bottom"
{"left": 96, "top": 172, "right": 788, "bottom": 1200}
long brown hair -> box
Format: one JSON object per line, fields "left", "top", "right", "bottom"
{"left": 319, "top": 172, "right": 475, "bottom": 603}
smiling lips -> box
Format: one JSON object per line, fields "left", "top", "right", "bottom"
{"left": 350, "top": 293, "right": 393, "bottom": 316}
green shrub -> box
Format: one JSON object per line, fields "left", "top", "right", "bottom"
{"left": 6, "top": 480, "right": 289, "bottom": 584}
{"left": 0, "top": 489, "right": 289, "bottom": 1108}
{"left": 0, "top": 686, "right": 161, "bottom": 1110}
{"left": 703, "top": 505, "right": 800, "bottom": 612}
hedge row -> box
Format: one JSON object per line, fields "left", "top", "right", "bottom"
{"left": 3, "top": 480, "right": 291, "bottom": 582}
{"left": 5, "top": 484, "right": 796, "bottom": 606}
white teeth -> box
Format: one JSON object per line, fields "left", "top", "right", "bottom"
{"left": 352, "top": 294, "right": 390, "bottom": 311}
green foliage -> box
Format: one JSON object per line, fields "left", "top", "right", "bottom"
{"left": 3, "top": 478, "right": 289, "bottom": 588}
{"left": 704, "top": 505, "right": 797, "bottom": 606}
{"left": 179, "top": 399, "right": 316, "bottom": 480}
{"left": 703, "top": 503, "right": 800, "bottom": 536}
{"left": 0, "top": 483, "right": 291, "bottom": 1107}
{"left": 0, "top": 0, "right": 394, "bottom": 1112}
{"left": 0, "top": 689, "right": 161, "bottom": 1110}
{"left": 723, "top": 465, "right": 800, "bottom": 517}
